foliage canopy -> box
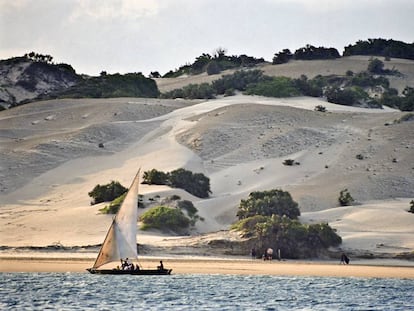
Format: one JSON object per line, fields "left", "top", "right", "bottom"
{"left": 232, "top": 214, "right": 341, "bottom": 258}
{"left": 139, "top": 205, "right": 190, "bottom": 233}
{"left": 236, "top": 189, "right": 300, "bottom": 220}
{"left": 88, "top": 181, "right": 128, "bottom": 205}
{"left": 142, "top": 168, "right": 211, "bottom": 198}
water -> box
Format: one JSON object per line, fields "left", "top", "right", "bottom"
{"left": 1, "top": 273, "right": 412, "bottom": 310}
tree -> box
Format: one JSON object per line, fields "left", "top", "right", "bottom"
{"left": 368, "top": 58, "right": 385, "bottom": 74}
{"left": 273, "top": 49, "right": 293, "bottom": 64}
{"left": 88, "top": 181, "right": 128, "bottom": 205}
{"left": 169, "top": 168, "right": 211, "bottom": 198}
{"left": 213, "top": 47, "right": 227, "bottom": 59}
{"left": 206, "top": 61, "right": 221, "bottom": 75}
{"left": 142, "top": 168, "right": 211, "bottom": 198}
{"left": 142, "top": 169, "right": 169, "bottom": 185}
{"left": 232, "top": 214, "right": 341, "bottom": 259}
{"left": 237, "top": 189, "right": 300, "bottom": 220}
{"left": 149, "top": 71, "right": 161, "bottom": 78}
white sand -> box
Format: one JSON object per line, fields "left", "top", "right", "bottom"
{"left": 1, "top": 60, "right": 414, "bottom": 260}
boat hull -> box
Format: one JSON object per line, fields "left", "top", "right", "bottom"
{"left": 87, "top": 268, "right": 172, "bottom": 275}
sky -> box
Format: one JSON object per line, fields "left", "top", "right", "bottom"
{"left": 1, "top": 0, "right": 413, "bottom": 76}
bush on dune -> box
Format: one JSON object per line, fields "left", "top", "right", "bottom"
{"left": 232, "top": 189, "right": 341, "bottom": 259}
{"left": 139, "top": 205, "right": 190, "bottom": 233}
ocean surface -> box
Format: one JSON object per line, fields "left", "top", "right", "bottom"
{"left": 1, "top": 273, "right": 412, "bottom": 310}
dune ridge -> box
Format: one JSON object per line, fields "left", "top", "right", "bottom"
{"left": 1, "top": 62, "right": 414, "bottom": 262}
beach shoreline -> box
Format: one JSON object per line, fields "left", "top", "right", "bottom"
{"left": 1, "top": 255, "right": 413, "bottom": 279}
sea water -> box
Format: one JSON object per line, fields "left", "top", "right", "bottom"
{"left": 0, "top": 273, "right": 412, "bottom": 310}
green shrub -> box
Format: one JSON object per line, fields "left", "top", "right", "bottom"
{"left": 168, "top": 194, "right": 181, "bottom": 201}
{"left": 293, "top": 75, "right": 324, "bottom": 97}
{"left": 245, "top": 76, "right": 300, "bottom": 97}
{"left": 338, "top": 189, "right": 355, "bottom": 206}
{"left": 314, "top": 105, "right": 327, "bottom": 112}
{"left": 99, "top": 192, "right": 127, "bottom": 214}
{"left": 409, "top": 200, "right": 414, "bottom": 213}
{"left": 211, "top": 69, "right": 265, "bottom": 95}
{"left": 368, "top": 58, "right": 385, "bottom": 74}
{"left": 139, "top": 206, "right": 190, "bottom": 233}
{"left": 177, "top": 200, "right": 198, "bottom": 217}
{"left": 60, "top": 72, "right": 159, "bottom": 98}
{"left": 88, "top": 181, "right": 127, "bottom": 205}
{"left": 236, "top": 189, "right": 300, "bottom": 220}
{"left": 206, "top": 61, "right": 221, "bottom": 75}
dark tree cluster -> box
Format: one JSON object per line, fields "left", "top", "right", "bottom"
{"left": 343, "top": 38, "right": 414, "bottom": 60}
{"left": 232, "top": 190, "right": 342, "bottom": 259}
{"left": 163, "top": 49, "right": 265, "bottom": 77}
{"left": 60, "top": 72, "right": 160, "bottom": 98}
{"left": 88, "top": 181, "right": 128, "bottom": 205}
{"left": 272, "top": 45, "right": 340, "bottom": 64}
{"left": 237, "top": 189, "right": 300, "bottom": 220}
{"left": 142, "top": 168, "right": 211, "bottom": 198}
{"left": 24, "top": 52, "right": 54, "bottom": 64}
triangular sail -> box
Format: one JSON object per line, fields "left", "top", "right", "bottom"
{"left": 92, "top": 169, "right": 140, "bottom": 269}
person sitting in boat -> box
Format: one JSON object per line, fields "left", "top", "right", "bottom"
{"left": 121, "top": 258, "right": 133, "bottom": 270}
{"left": 121, "top": 258, "right": 127, "bottom": 270}
{"left": 157, "top": 260, "right": 164, "bottom": 270}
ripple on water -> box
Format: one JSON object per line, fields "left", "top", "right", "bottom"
{"left": 0, "top": 273, "right": 412, "bottom": 310}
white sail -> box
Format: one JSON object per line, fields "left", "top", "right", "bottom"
{"left": 92, "top": 169, "right": 140, "bottom": 269}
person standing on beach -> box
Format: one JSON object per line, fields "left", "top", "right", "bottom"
{"left": 340, "top": 253, "right": 350, "bottom": 264}
{"left": 251, "top": 248, "right": 257, "bottom": 259}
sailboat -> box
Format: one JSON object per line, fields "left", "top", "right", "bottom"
{"left": 87, "top": 169, "right": 172, "bottom": 275}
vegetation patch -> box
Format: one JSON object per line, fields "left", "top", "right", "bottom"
{"left": 99, "top": 192, "right": 127, "bottom": 214}
{"left": 142, "top": 168, "right": 211, "bottom": 198}
{"left": 88, "top": 181, "right": 127, "bottom": 205}
{"left": 338, "top": 189, "right": 355, "bottom": 206}
{"left": 236, "top": 189, "right": 300, "bottom": 220}
{"left": 139, "top": 205, "right": 190, "bottom": 234}
{"left": 409, "top": 200, "right": 414, "bottom": 214}
{"left": 232, "top": 189, "right": 341, "bottom": 259}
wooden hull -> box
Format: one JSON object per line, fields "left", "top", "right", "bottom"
{"left": 87, "top": 268, "right": 172, "bottom": 275}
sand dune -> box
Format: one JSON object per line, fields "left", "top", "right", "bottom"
{"left": 0, "top": 91, "right": 413, "bottom": 260}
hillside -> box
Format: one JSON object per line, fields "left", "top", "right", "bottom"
{"left": 1, "top": 52, "right": 414, "bottom": 259}
{"left": 156, "top": 56, "right": 414, "bottom": 95}
{"left": 0, "top": 93, "right": 413, "bottom": 258}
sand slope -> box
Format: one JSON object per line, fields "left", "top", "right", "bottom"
{"left": 0, "top": 92, "right": 413, "bottom": 258}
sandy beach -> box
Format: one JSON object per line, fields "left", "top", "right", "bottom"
{"left": 1, "top": 256, "right": 414, "bottom": 279}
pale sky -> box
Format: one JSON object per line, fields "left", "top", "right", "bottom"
{"left": 1, "top": 0, "right": 413, "bottom": 76}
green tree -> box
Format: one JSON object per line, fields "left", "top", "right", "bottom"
{"left": 368, "top": 58, "right": 385, "bottom": 74}
{"left": 206, "top": 61, "right": 221, "bottom": 75}
{"left": 272, "top": 49, "right": 293, "bottom": 64}
{"left": 169, "top": 168, "right": 211, "bottom": 198}
{"left": 409, "top": 200, "right": 414, "bottom": 213}
{"left": 237, "top": 189, "right": 300, "bottom": 220}
{"left": 88, "top": 181, "right": 128, "bottom": 205}
{"left": 142, "top": 169, "right": 169, "bottom": 185}
{"left": 232, "top": 214, "right": 341, "bottom": 259}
